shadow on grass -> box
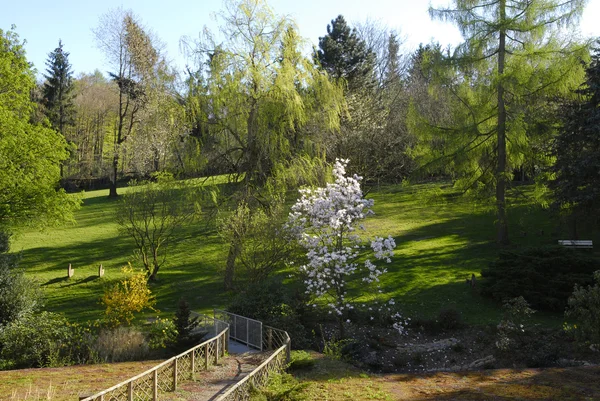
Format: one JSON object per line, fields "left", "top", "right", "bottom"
{"left": 386, "top": 366, "right": 600, "bottom": 400}
{"left": 63, "top": 275, "right": 101, "bottom": 287}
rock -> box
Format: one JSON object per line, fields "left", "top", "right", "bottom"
{"left": 467, "top": 355, "right": 495, "bottom": 369}
{"left": 397, "top": 338, "right": 459, "bottom": 354}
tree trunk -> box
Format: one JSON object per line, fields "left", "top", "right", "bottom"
{"left": 109, "top": 153, "right": 119, "bottom": 198}
{"left": 224, "top": 238, "right": 240, "bottom": 290}
{"left": 496, "top": 0, "right": 509, "bottom": 246}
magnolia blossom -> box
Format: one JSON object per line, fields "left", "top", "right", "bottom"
{"left": 287, "top": 159, "right": 398, "bottom": 323}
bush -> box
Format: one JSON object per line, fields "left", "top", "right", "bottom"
{"left": 565, "top": 270, "right": 600, "bottom": 346}
{"left": 0, "top": 252, "right": 42, "bottom": 326}
{"left": 94, "top": 326, "right": 149, "bottom": 362}
{"left": 101, "top": 264, "right": 155, "bottom": 327}
{"left": 228, "top": 279, "right": 311, "bottom": 348}
{"left": 288, "top": 350, "right": 315, "bottom": 372}
{"left": 480, "top": 246, "right": 599, "bottom": 311}
{"left": 437, "top": 306, "right": 464, "bottom": 331}
{"left": 147, "top": 317, "right": 177, "bottom": 350}
{"left": 174, "top": 297, "right": 201, "bottom": 348}
{"left": 0, "top": 312, "right": 74, "bottom": 368}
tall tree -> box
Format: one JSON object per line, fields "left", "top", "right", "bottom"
{"left": 42, "top": 40, "right": 75, "bottom": 178}
{"left": 315, "top": 15, "right": 376, "bottom": 92}
{"left": 0, "top": 27, "right": 79, "bottom": 231}
{"left": 93, "top": 9, "right": 161, "bottom": 197}
{"left": 428, "top": 0, "right": 587, "bottom": 245}
{"left": 183, "top": 0, "right": 344, "bottom": 289}
{"left": 552, "top": 42, "right": 600, "bottom": 235}
{"left": 42, "top": 40, "right": 75, "bottom": 140}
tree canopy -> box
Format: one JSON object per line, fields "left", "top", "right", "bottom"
{"left": 424, "top": 0, "right": 588, "bottom": 244}
{"left": 552, "top": 42, "right": 600, "bottom": 227}
{"left": 0, "top": 27, "right": 79, "bottom": 231}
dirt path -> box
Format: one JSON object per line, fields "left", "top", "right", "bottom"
{"left": 162, "top": 352, "right": 268, "bottom": 401}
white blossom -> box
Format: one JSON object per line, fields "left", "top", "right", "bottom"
{"left": 286, "top": 158, "right": 399, "bottom": 331}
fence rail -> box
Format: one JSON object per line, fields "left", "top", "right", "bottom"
{"left": 78, "top": 312, "right": 291, "bottom": 401}
{"left": 80, "top": 317, "right": 228, "bottom": 401}
{"left": 213, "top": 312, "right": 291, "bottom": 401}
{"left": 214, "top": 309, "right": 263, "bottom": 350}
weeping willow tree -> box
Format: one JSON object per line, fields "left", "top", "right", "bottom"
{"left": 414, "top": 0, "right": 588, "bottom": 245}
{"left": 183, "top": 0, "right": 344, "bottom": 289}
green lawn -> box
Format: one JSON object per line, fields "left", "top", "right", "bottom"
{"left": 12, "top": 180, "right": 599, "bottom": 326}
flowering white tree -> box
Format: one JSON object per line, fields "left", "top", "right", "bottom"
{"left": 287, "top": 159, "right": 396, "bottom": 337}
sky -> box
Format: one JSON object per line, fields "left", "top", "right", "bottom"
{"left": 1, "top": 0, "right": 599, "bottom": 78}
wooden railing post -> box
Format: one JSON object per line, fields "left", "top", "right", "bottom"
{"left": 128, "top": 381, "right": 133, "bottom": 401}
{"left": 173, "top": 359, "right": 178, "bottom": 391}
{"left": 267, "top": 328, "right": 273, "bottom": 350}
{"left": 286, "top": 339, "right": 291, "bottom": 363}
{"left": 153, "top": 370, "right": 158, "bottom": 401}
{"left": 205, "top": 343, "right": 209, "bottom": 369}
{"left": 215, "top": 336, "right": 219, "bottom": 364}
{"left": 191, "top": 349, "right": 196, "bottom": 379}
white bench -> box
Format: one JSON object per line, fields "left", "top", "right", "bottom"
{"left": 558, "top": 240, "right": 593, "bottom": 249}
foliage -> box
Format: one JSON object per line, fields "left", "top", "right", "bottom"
{"left": 0, "top": 251, "right": 42, "bottom": 327}
{"left": 42, "top": 39, "right": 75, "bottom": 144}
{"left": 173, "top": 297, "right": 200, "bottom": 348}
{"left": 218, "top": 199, "right": 295, "bottom": 286}
{"left": 495, "top": 296, "right": 536, "bottom": 351}
{"left": 425, "top": 0, "right": 587, "bottom": 244}
{"left": 183, "top": 0, "right": 345, "bottom": 289}
{"left": 315, "top": 15, "right": 375, "bottom": 91}
{"left": 0, "top": 27, "right": 80, "bottom": 230}
{"left": 0, "top": 312, "right": 75, "bottom": 368}
{"left": 116, "top": 175, "right": 201, "bottom": 280}
{"left": 94, "top": 8, "right": 167, "bottom": 197}
{"left": 287, "top": 159, "right": 396, "bottom": 336}
{"left": 249, "top": 372, "right": 309, "bottom": 401}
{"left": 288, "top": 350, "right": 316, "bottom": 372}
{"left": 228, "top": 279, "right": 310, "bottom": 348}
{"left": 480, "top": 246, "right": 599, "bottom": 311}
{"left": 94, "top": 326, "right": 149, "bottom": 362}
{"left": 101, "top": 264, "right": 155, "bottom": 326}
{"left": 565, "top": 270, "right": 600, "bottom": 346}
{"left": 148, "top": 317, "right": 178, "bottom": 350}
{"left": 552, "top": 42, "right": 600, "bottom": 226}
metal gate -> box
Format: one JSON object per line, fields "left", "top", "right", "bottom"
{"left": 214, "top": 309, "right": 263, "bottom": 350}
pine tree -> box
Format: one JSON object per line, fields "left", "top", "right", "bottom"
{"left": 315, "top": 15, "right": 376, "bottom": 92}
{"left": 552, "top": 43, "right": 600, "bottom": 232}
{"left": 43, "top": 40, "right": 75, "bottom": 142}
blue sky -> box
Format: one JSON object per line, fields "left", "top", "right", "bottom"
{"left": 2, "top": 0, "right": 599, "bottom": 78}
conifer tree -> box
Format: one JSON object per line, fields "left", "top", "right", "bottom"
{"left": 42, "top": 39, "right": 75, "bottom": 177}
{"left": 315, "top": 15, "right": 376, "bottom": 91}
{"left": 552, "top": 42, "right": 600, "bottom": 232}
{"left": 426, "top": 0, "right": 587, "bottom": 245}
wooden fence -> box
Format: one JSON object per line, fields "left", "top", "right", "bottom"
{"left": 79, "top": 326, "right": 229, "bottom": 401}
{"left": 215, "top": 324, "right": 291, "bottom": 401}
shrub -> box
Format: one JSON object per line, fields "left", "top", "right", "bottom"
{"left": 101, "top": 264, "right": 155, "bottom": 327}
{"left": 288, "top": 350, "right": 315, "bottom": 372}
{"left": 94, "top": 326, "right": 149, "bottom": 362}
{"left": 174, "top": 297, "right": 200, "bottom": 348}
{"left": 495, "top": 296, "right": 535, "bottom": 352}
{"left": 437, "top": 306, "right": 464, "bottom": 331}
{"left": 565, "top": 270, "right": 600, "bottom": 346}
{"left": 228, "top": 279, "right": 311, "bottom": 348}
{"left": 480, "top": 246, "right": 599, "bottom": 311}
{"left": 0, "top": 312, "right": 73, "bottom": 368}
{"left": 0, "top": 252, "right": 42, "bottom": 326}
{"left": 148, "top": 317, "right": 177, "bottom": 350}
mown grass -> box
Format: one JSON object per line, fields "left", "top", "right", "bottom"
{"left": 12, "top": 180, "right": 599, "bottom": 326}
{"left": 260, "top": 352, "right": 600, "bottom": 401}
